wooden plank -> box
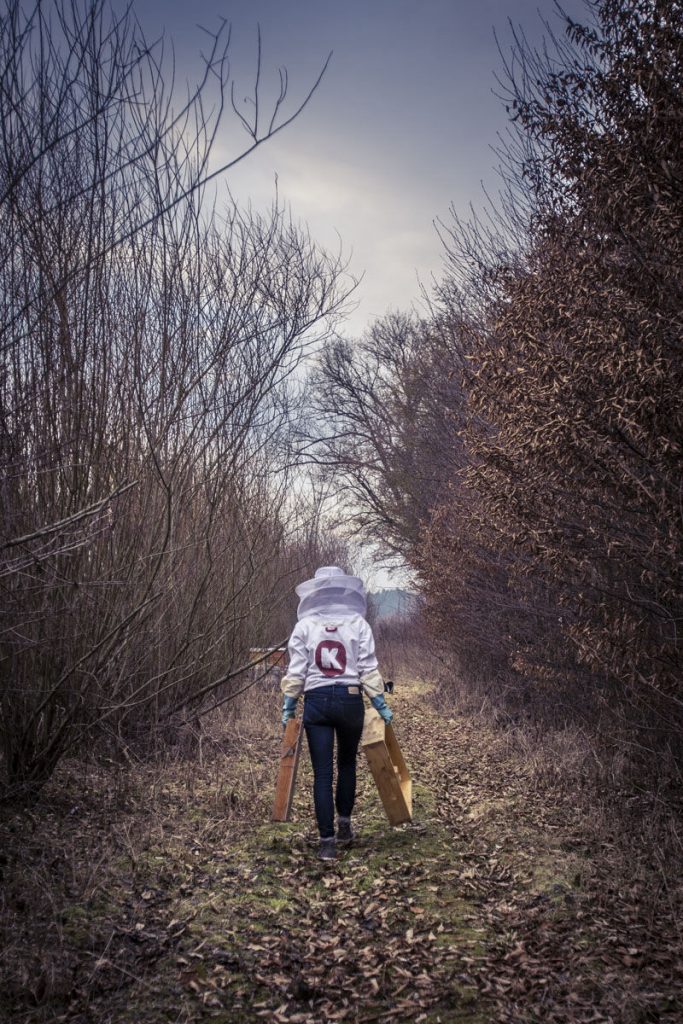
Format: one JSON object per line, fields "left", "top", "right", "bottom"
{"left": 384, "top": 722, "right": 412, "bottom": 818}
{"left": 361, "top": 708, "right": 412, "bottom": 826}
{"left": 361, "top": 707, "right": 386, "bottom": 746}
{"left": 271, "top": 718, "right": 303, "bottom": 821}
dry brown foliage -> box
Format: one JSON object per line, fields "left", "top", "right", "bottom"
{"left": 311, "top": 1, "right": 683, "bottom": 780}
{"left": 428, "top": 0, "right": 683, "bottom": 762}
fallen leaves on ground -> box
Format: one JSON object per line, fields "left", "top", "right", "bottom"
{"left": 1, "top": 680, "right": 681, "bottom": 1023}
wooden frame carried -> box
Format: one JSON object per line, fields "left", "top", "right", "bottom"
{"left": 361, "top": 708, "right": 412, "bottom": 825}
{"left": 271, "top": 718, "right": 303, "bottom": 821}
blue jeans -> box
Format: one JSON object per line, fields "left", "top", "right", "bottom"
{"left": 303, "top": 685, "right": 364, "bottom": 839}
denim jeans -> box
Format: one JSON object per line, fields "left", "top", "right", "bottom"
{"left": 303, "top": 684, "right": 364, "bottom": 839}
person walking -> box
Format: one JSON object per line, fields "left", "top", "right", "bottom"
{"left": 280, "top": 566, "right": 394, "bottom": 861}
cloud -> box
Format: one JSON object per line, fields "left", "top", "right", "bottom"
{"left": 209, "top": 134, "right": 446, "bottom": 333}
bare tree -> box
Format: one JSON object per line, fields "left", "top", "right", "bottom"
{"left": 0, "top": 0, "right": 353, "bottom": 798}
{"left": 299, "top": 312, "right": 469, "bottom": 558}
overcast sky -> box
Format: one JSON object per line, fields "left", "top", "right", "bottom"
{"left": 133, "top": 0, "right": 587, "bottom": 588}
{"left": 135, "top": 0, "right": 587, "bottom": 337}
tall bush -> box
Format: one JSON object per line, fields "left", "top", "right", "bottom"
{"left": 0, "top": 0, "right": 349, "bottom": 797}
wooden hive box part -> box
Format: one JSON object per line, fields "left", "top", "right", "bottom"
{"left": 361, "top": 708, "right": 412, "bottom": 825}
{"left": 271, "top": 718, "right": 303, "bottom": 822}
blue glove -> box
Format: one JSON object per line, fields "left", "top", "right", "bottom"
{"left": 281, "top": 695, "right": 298, "bottom": 728}
{"left": 370, "top": 694, "right": 394, "bottom": 724}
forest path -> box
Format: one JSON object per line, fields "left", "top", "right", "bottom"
{"left": 2, "top": 681, "right": 679, "bottom": 1023}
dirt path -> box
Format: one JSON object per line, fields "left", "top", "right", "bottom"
{"left": 1, "top": 681, "right": 680, "bottom": 1023}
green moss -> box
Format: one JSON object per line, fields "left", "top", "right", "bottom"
{"left": 529, "top": 849, "right": 580, "bottom": 908}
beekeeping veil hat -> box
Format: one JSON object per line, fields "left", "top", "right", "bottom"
{"left": 295, "top": 566, "right": 367, "bottom": 619}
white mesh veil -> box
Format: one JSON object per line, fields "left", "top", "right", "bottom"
{"left": 295, "top": 566, "right": 367, "bottom": 619}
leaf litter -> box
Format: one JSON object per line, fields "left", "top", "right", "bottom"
{"left": 1, "top": 678, "right": 681, "bottom": 1022}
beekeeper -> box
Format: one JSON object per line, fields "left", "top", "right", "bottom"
{"left": 280, "top": 566, "right": 394, "bottom": 861}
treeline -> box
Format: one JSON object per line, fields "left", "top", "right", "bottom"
{"left": 0, "top": 1, "right": 348, "bottom": 799}
{"left": 306, "top": 0, "right": 683, "bottom": 774}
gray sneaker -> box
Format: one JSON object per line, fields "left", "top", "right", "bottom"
{"left": 337, "top": 816, "right": 354, "bottom": 846}
{"left": 318, "top": 837, "right": 337, "bottom": 861}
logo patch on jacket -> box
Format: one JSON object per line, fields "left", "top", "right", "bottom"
{"left": 315, "top": 640, "right": 347, "bottom": 677}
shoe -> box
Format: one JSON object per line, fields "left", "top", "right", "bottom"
{"left": 318, "top": 837, "right": 337, "bottom": 861}
{"left": 337, "top": 816, "right": 354, "bottom": 846}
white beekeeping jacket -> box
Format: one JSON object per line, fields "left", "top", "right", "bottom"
{"left": 281, "top": 567, "right": 383, "bottom": 697}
